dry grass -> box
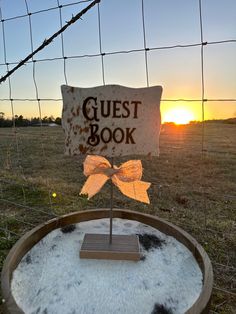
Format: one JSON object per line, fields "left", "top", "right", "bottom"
{"left": 0, "top": 123, "right": 235, "bottom": 313}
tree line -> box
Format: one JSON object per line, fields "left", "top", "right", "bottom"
{"left": 0, "top": 112, "right": 61, "bottom": 127}
{"left": 0, "top": 112, "right": 235, "bottom": 127}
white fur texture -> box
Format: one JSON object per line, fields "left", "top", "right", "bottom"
{"left": 11, "top": 218, "right": 202, "bottom": 314}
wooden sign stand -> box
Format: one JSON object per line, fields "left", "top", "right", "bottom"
{"left": 80, "top": 234, "right": 140, "bottom": 261}
{"left": 61, "top": 84, "right": 162, "bottom": 261}
{"left": 80, "top": 157, "right": 141, "bottom": 261}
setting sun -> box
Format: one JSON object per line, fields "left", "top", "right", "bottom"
{"left": 163, "top": 108, "right": 195, "bottom": 125}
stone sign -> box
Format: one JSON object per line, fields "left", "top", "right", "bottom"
{"left": 61, "top": 84, "right": 162, "bottom": 157}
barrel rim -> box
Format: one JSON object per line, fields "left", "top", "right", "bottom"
{"left": 1, "top": 208, "right": 213, "bottom": 314}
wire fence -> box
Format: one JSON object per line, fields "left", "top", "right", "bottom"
{"left": 0, "top": 0, "right": 235, "bottom": 312}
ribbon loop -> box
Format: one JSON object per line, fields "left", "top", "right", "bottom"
{"left": 83, "top": 155, "right": 111, "bottom": 176}
{"left": 80, "top": 155, "right": 151, "bottom": 204}
{"left": 116, "top": 160, "right": 142, "bottom": 182}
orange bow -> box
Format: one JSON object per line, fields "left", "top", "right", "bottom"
{"left": 80, "top": 155, "right": 151, "bottom": 204}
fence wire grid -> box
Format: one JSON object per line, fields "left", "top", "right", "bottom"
{"left": 0, "top": 0, "right": 235, "bottom": 313}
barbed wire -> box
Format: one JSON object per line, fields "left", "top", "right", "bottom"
{"left": 0, "top": 98, "right": 236, "bottom": 102}
{"left": 0, "top": 198, "right": 57, "bottom": 217}
{"left": 0, "top": 226, "right": 20, "bottom": 237}
{"left": 0, "top": 0, "right": 100, "bottom": 83}
{"left": 198, "top": 0, "right": 207, "bottom": 228}
{"left": 0, "top": 0, "right": 235, "bottom": 304}
{"left": 97, "top": 2, "right": 105, "bottom": 85}
{"left": 0, "top": 5, "right": 27, "bottom": 206}
{"left": 141, "top": 0, "right": 149, "bottom": 87}
{"left": 0, "top": 0, "right": 94, "bottom": 22}
{"left": 0, "top": 40, "right": 236, "bottom": 68}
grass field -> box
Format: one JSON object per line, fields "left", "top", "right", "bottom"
{"left": 0, "top": 123, "right": 235, "bottom": 313}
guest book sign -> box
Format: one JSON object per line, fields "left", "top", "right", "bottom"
{"left": 61, "top": 84, "right": 162, "bottom": 157}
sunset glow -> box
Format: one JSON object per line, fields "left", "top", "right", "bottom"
{"left": 163, "top": 108, "right": 195, "bottom": 125}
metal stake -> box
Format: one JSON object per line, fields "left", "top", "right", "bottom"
{"left": 109, "top": 157, "right": 114, "bottom": 244}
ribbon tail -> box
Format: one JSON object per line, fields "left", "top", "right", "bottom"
{"left": 112, "top": 176, "right": 151, "bottom": 204}
{"left": 80, "top": 174, "right": 109, "bottom": 199}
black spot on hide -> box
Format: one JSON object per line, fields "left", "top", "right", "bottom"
{"left": 61, "top": 224, "right": 76, "bottom": 233}
{"left": 137, "top": 233, "right": 165, "bottom": 251}
{"left": 151, "top": 303, "right": 173, "bottom": 314}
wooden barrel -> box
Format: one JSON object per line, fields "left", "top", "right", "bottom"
{"left": 1, "top": 209, "right": 213, "bottom": 314}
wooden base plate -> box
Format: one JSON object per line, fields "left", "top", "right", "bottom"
{"left": 80, "top": 234, "right": 140, "bottom": 261}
